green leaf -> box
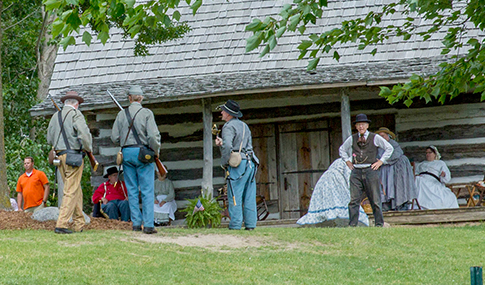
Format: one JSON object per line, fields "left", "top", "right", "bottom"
{"left": 370, "top": 48, "right": 377, "bottom": 56}
{"left": 191, "top": 0, "right": 202, "bottom": 15}
{"left": 302, "top": 4, "right": 311, "bottom": 16}
{"left": 297, "top": 40, "right": 313, "bottom": 50}
{"left": 409, "top": 74, "right": 420, "bottom": 82}
{"left": 481, "top": 91, "right": 485, "bottom": 102}
{"left": 51, "top": 20, "right": 65, "bottom": 37}
{"left": 404, "top": 99, "right": 413, "bottom": 107}
{"left": 318, "top": 0, "right": 327, "bottom": 6}
{"left": 82, "top": 31, "right": 92, "bottom": 46}
{"left": 309, "top": 49, "right": 318, "bottom": 58}
{"left": 260, "top": 45, "right": 270, "bottom": 57}
{"left": 246, "top": 19, "right": 262, "bottom": 31}
{"left": 365, "top": 16, "right": 373, "bottom": 26}
{"left": 60, "top": 36, "right": 76, "bottom": 50}
{"left": 269, "top": 35, "right": 277, "bottom": 50}
{"left": 276, "top": 26, "right": 286, "bottom": 38}
{"left": 289, "top": 14, "right": 300, "bottom": 31}
{"left": 282, "top": 4, "right": 292, "bottom": 11}
{"left": 163, "top": 15, "right": 171, "bottom": 27}
{"left": 128, "top": 25, "right": 141, "bottom": 37}
{"left": 298, "top": 49, "right": 308, "bottom": 60}
{"left": 125, "top": 0, "right": 136, "bottom": 8}
{"left": 379, "top": 86, "right": 392, "bottom": 97}
{"left": 246, "top": 33, "right": 262, "bottom": 52}
{"left": 309, "top": 34, "right": 319, "bottom": 42}
{"left": 333, "top": 50, "right": 340, "bottom": 61}
{"left": 307, "top": 57, "right": 320, "bottom": 70}
{"left": 146, "top": 16, "right": 156, "bottom": 27}
{"left": 98, "top": 30, "right": 110, "bottom": 44}
{"left": 173, "top": 10, "right": 181, "bottom": 21}
{"left": 44, "top": 0, "right": 62, "bottom": 10}
{"left": 298, "top": 25, "right": 306, "bottom": 34}
{"left": 430, "top": 86, "right": 440, "bottom": 97}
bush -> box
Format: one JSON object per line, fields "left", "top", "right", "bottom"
{"left": 181, "top": 194, "right": 223, "bottom": 228}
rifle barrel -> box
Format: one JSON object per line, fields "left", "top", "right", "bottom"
{"left": 107, "top": 90, "right": 124, "bottom": 111}
{"left": 48, "top": 94, "right": 61, "bottom": 111}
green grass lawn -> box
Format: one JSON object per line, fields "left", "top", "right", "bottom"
{"left": 1, "top": 224, "right": 484, "bottom": 284}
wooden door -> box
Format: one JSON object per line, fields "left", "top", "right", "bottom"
{"left": 251, "top": 124, "right": 278, "bottom": 201}
{"left": 278, "top": 120, "right": 330, "bottom": 219}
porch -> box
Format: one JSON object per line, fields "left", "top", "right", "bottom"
{"left": 243, "top": 206, "right": 485, "bottom": 228}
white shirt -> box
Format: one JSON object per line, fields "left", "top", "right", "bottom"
{"left": 339, "top": 130, "right": 394, "bottom": 168}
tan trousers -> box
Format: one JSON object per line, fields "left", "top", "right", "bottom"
{"left": 56, "top": 154, "right": 85, "bottom": 231}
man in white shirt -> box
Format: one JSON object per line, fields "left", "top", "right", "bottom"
{"left": 339, "top": 114, "right": 394, "bottom": 227}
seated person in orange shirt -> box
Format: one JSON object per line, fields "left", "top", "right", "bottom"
{"left": 92, "top": 166, "right": 130, "bottom": 221}
{"left": 16, "top": 157, "right": 50, "bottom": 213}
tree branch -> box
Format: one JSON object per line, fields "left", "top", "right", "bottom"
{"left": 4, "top": 7, "right": 41, "bottom": 31}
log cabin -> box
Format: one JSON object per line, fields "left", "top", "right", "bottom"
{"left": 30, "top": 0, "right": 485, "bottom": 219}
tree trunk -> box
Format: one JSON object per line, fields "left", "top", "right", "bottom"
{"left": 36, "top": 6, "right": 57, "bottom": 100}
{"left": 0, "top": 1, "right": 12, "bottom": 210}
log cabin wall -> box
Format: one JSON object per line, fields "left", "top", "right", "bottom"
{"left": 397, "top": 102, "right": 485, "bottom": 184}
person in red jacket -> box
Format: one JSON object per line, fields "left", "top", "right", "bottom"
{"left": 92, "top": 167, "right": 130, "bottom": 221}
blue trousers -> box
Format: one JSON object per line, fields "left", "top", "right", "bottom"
{"left": 122, "top": 147, "right": 155, "bottom": 228}
{"left": 227, "top": 160, "right": 257, "bottom": 229}
{"left": 102, "top": 199, "right": 130, "bottom": 222}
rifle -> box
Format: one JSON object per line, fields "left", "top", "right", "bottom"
{"left": 107, "top": 90, "right": 168, "bottom": 177}
{"left": 48, "top": 94, "right": 99, "bottom": 172}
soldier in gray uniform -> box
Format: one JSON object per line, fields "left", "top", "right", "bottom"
{"left": 339, "top": 113, "right": 393, "bottom": 227}
{"left": 47, "top": 90, "right": 93, "bottom": 234}
{"left": 215, "top": 100, "right": 259, "bottom": 230}
{"left": 111, "top": 85, "right": 161, "bottom": 234}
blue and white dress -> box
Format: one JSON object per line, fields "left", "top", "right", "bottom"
{"left": 297, "top": 159, "right": 369, "bottom": 226}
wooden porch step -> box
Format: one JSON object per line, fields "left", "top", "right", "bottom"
{"left": 368, "top": 206, "right": 485, "bottom": 225}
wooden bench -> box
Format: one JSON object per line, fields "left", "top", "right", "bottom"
{"left": 447, "top": 183, "right": 484, "bottom": 207}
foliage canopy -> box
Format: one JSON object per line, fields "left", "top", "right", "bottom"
{"left": 245, "top": 0, "right": 485, "bottom": 106}
{"left": 1, "top": 0, "right": 94, "bottom": 209}
{"left": 43, "top": 0, "right": 205, "bottom": 55}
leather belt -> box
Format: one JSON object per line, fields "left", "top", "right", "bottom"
{"left": 57, "top": 149, "right": 82, "bottom": 156}
{"left": 122, "top": 144, "right": 147, "bottom": 149}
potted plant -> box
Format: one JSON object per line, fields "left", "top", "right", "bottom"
{"left": 182, "top": 193, "right": 223, "bottom": 228}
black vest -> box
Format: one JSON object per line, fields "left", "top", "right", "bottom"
{"left": 352, "top": 132, "right": 378, "bottom": 164}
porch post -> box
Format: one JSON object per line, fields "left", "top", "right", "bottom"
{"left": 201, "top": 98, "right": 214, "bottom": 199}
{"left": 340, "top": 88, "right": 352, "bottom": 141}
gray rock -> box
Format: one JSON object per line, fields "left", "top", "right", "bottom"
{"left": 32, "top": 207, "right": 91, "bottom": 225}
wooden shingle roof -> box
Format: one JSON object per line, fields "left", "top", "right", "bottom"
{"left": 30, "top": 0, "right": 481, "bottom": 116}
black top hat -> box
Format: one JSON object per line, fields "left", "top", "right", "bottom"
{"left": 103, "top": 166, "right": 119, "bottom": 178}
{"left": 216, "top": 100, "right": 243, "bottom": 118}
{"left": 61, "top": 90, "right": 84, "bottom": 104}
{"left": 353, "top": 113, "right": 371, "bottom": 124}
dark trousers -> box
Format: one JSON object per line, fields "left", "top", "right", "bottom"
{"left": 349, "top": 167, "right": 384, "bottom": 227}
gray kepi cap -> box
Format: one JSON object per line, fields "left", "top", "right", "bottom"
{"left": 128, "top": 85, "right": 144, "bottom": 96}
